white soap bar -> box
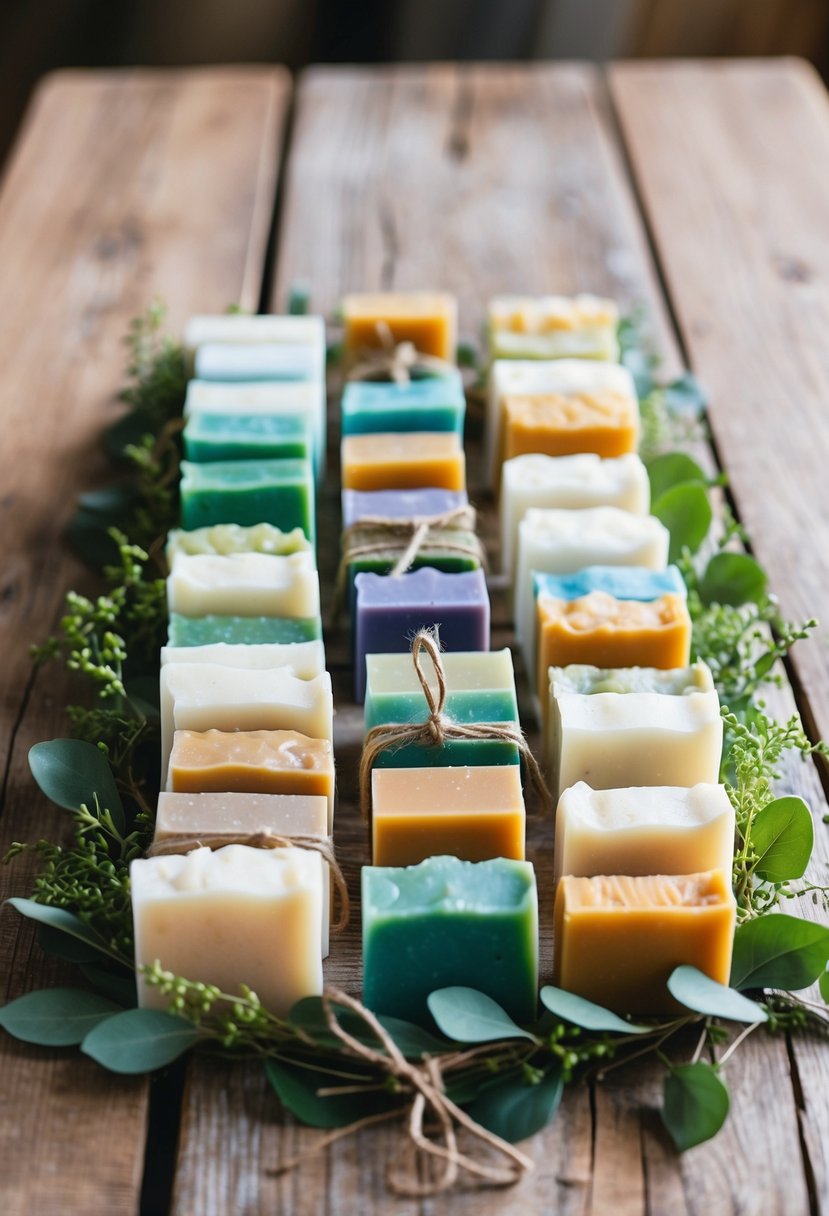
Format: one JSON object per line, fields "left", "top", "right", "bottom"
{"left": 486, "top": 359, "right": 637, "bottom": 482}
{"left": 167, "top": 551, "right": 320, "bottom": 619}
{"left": 195, "top": 343, "right": 319, "bottom": 382}
{"left": 160, "top": 665, "right": 334, "bottom": 784}
{"left": 160, "top": 640, "right": 326, "bottom": 680}
{"left": 184, "top": 314, "right": 325, "bottom": 357}
{"left": 554, "top": 781, "right": 735, "bottom": 886}
{"left": 547, "top": 663, "right": 722, "bottom": 796}
{"left": 500, "top": 453, "right": 650, "bottom": 577}
{"left": 131, "top": 844, "right": 324, "bottom": 1013}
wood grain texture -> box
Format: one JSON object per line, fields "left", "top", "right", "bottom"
{"left": 0, "top": 66, "right": 289, "bottom": 1216}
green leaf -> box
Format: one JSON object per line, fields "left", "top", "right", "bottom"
{"left": 751, "top": 797, "right": 814, "bottom": 882}
{"left": 286, "top": 283, "right": 310, "bottom": 316}
{"left": 652, "top": 481, "right": 713, "bottom": 561}
{"left": 662, "top": 1062, "right": 729, "bottom": 1152}
{"left": 698, "top": 552, "right": 768, "bottom": 608}
{"left": 540, "top": 986, "right": 650, "bottom": 1033}
{"left": 104, "top": 410, "right": 155, "bottom": 460}
{"left": 462, "top": 1065, "right": 564, "bottom": 1143}
{"left": 36, "top": 924, "right": 106, "bottom": 965}
{"left": 667, "top": 966, "right": 767, "bottom": 1023}
{"left": 377, "top": 1015, "right": 451, "bottom": 1059}
{"left": 288, "top": 996, "right": 449, "bottom": 1060}
{"left": 427, "top": 988, "right": 536, "bottom": 1043}
{"left": 730, "top": 914, "right": 829, "bottom": 991}
{"left": 82, "top": 1008, "right": 198, "bottom": 1073}
{"left": 265, "top": 1058, "right": 396, "bottom": 1129}
{"left": 646, "top": 452, "right": 706, "bottom": 502}
{"left": 29, "top": 739, "right": 124, "bottom": 832}
{"left": 819, "top": 967, "right": 829, "bottom": 1005}
{"left": 663, "top": 372, "right": 708, "bottom": 416}
{"left": 622, "top": 347, "right": 656, "bottom": 399}
{"left": 0, "top": 987, "right": 122, "bottom": 1046}
{"left": 8, "top": 900, "right": 120, "bottom": 963}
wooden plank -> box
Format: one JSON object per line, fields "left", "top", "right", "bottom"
{"left": 0, "top": 66, "right": 289, "bottom": 1216}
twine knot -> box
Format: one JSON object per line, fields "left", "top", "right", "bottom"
{"left": 349, "top": 320, "right": 455, "bottom": 384}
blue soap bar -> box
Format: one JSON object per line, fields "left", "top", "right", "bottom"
{"left": 182, "top": 411, "right": 312, "bottom": 463}
{"left": 341, "top": 372, "right": 465, "bottom": 436}
{"left": 532, "top": 564, "right": 687, "bottom": 603}
{"left": 342, "top": 488, "right": 469, "bottom": 530}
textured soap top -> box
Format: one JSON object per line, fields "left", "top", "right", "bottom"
{"left": 562, "top": 782, "right": 732, "bottom": 832}
{"left": 160, "top": 640, "right": 325, "bottom": 678}
{"left": 489, "top": 295, "right": 618, "bottom": 334}
{"left": 491, "top": 358, "right": 634, "bottom": 399}
{"left": 551, "top": 661, "right": 713, "bottom": 696}
{"left": 503, "top": 390, "right": 634, "bottom": 427}
{"left": 181, "top": 458, "right": 311, "bottom": 490}
{"left": 184, "top": 314, "right": 324, "bottom": 351}
{"left": 364, "top": 855, "right": 535, "bottom": 915}
{"left": 502, "top": 452, "right": 646, "bottom": 493}
{"left": 540, "top": 591, "right": 687, "bottom": 632}
{"left": 131, "top": 844, "right": 321, "bottom": 898}
{"left": 366, "top": 649, "right": 514, "bottom": 694}
{"left": 171, "top": 729, "right": 332, "bottom": 773}
{"left": 562, "top": 870, "right": 730, "bottom": 910}
{"left": 355, "top": 566, "right": 488, "bottom": 607}
{"left": 167, "top": 614, "right": 321, "bottom": 647}
{"left": 167, "top": 523, "right": 310, "bottom": 560}
{"left": 523, "top": 506, "right": 667, "bottom": 552}
{"left": 534, "top": 565, "right": 686, "bottom": 603}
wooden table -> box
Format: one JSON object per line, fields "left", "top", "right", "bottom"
{"left": 1, "top": 59, "right": 829, "bottom": 1216}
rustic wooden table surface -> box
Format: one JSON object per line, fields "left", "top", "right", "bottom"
{"left": 1, "top": 58, "right": 829, "bottom": 1216}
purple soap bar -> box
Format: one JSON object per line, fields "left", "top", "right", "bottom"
{"left": 353, "top": 567, "right": 490, "bottom": 702}
{"left": 342, "top": 487, "right": 469, "bottom": 530}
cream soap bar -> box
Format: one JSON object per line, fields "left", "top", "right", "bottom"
{"left": 131, "top": 845, "right": 324, "bottom": 1014}
{"left": 167, "top": 523, "right": 311, "bottom": 561}
{"left": 488, "top": 295, "right": 619, "bottom": 362}
{"left": 167, "top": 551, "right": 320, "bottom": 619}
{"left": 184, "top": 314, "right": 325, "bottom": 357}
{"left": 554, "top": 782, "right": 735, "bottom": 885}
{"left": 160, "top": 640, "right": 325, "bottom": 680}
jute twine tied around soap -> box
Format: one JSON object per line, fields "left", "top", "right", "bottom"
{"left": 349, "top": 320, "right": 455, "bottom": 384}
{"left": 146, "top": 832, "right": 349, "bottom": 934}
{"left": 359, "top": 628, "right": 551, "bottom": 820}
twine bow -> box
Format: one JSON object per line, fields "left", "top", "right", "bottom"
{"left": 359, "top": 628, "right": 551, "bottom": 819}
{"left": 349, "top": 320, "right": 455, "bottom": 384}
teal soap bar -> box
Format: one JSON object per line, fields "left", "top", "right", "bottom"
{"left": 532, "top": 564, "right": 687, "bottom": 604}
{"left": 168, "top": 613, "right": 322, "bottom": 646}
{"left": 180, "top": 459, "right": 315, "bottom": 541}
{"left": 362, "top": 855, "right": 539, "bottom": 1025}
{"left": 341, "top": 372, "right": 466, "bottom": 436}
{"left": 182, "top": 411, "right": 312, "bottom": 463}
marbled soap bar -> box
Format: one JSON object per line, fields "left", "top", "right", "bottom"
{"left": 553, "top": 870, "right": 736, "bottom": 1014}
{"left": 342, "top": 488, "right": 470, "bottom": 530}
{"left": 371, "top": 766, "right": 525, "bottom": 866}
{"left": 168, "top": 613, "right": 322, "bottom": 647}
{"left": 488, "top": 295, "right": 619, "bottom": 362}
{"left": 167, "top": 522, "right": 311, "bottom": 561}
{"left": 183, "top": 411, "right": 312, "bottom": 464}
{"left": 180, "top": 459, "right": 315, "bottom": 540}
{"left": 341, "top": 432, "right": 465, "bottom": 492}
{"left": 362, "top": 855, "right": 538, "bottom": 1024}
{"left": 342, "top": 292, "right": 457, "bottom": 362}
{"left": 554, "top": 782, "right": 735, "bottom": 885}
{"left": 341, "top": 372, "right": 465, "bottom": 436}
{"left": 132, "top": 845, "right": 324, "bottom": 1014}
{"left": 160, "top": 640, "right": 325, "bottom": 680}
{"left": 167, "top": 551, "right": 320, "bottom": 619}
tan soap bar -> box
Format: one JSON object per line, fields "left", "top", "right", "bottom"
{"left": 160, "top": 640, "right": 325, "bottom": 680}
{"left": 167, "top": 550, "right": 319, "bottom": 619}
{"left": 553, "top": 870, "right": 736, "bottom": 1014}
{"left": 342, "top": 291, "right": 457, "bottom": 362}
{"left": 371, "top": 765, "right": 525, "bottom": 867}
{"left": 341, "top": 432, "right": 465, "bottom": 492}
{"left": 501, "top": 389, "right": 639, "bottom": 465}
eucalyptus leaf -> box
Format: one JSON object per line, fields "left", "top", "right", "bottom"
{"left": 698, "top": 552, "right": 768, "bottom": 608}
{"left": 652, "top": 482, "right": 713, "bottom": 561}
{"left": 663, "top": 372, "right": 708, "bottom": 416}
{"left": 621, "top": 346, "right": 656, "bottom": 399}
{"left": 646, "top": 452, "right": 706, "bottom": 502}
{"left": 427, "top": 988, "right": 536, "bottom": 1044}
{"left": 662, "top": 1062, "right": 729, "bottom": 1152}
{"left": 377, "top": 1015, "right": 451, "bottom": 1059}
{"left": 462, "top": 1065, "right": 564, "bottom": 1144}
{"left": 8, "top": 900, "right": 120, "bottom": 962}
{"left": 730, "top": 914, "right": 829, "bottom": 991}
{"left": 82, "top": 1008, "right": 198, "bottom": 1073}
{"left": 667, "top": 966, "right": 767, "bottom": 1024}
{"left": 29, "top": 739, "right": 124, "bottom": 832}
{"left": 265, "top": 1058, "right": 396, "bottom": 1129}
{"left": 819, "top": 967, "right": 829, "bottom": 1005}
{"left": 0, "top": 987, "right": 122, "bottom": 1046}
{"left": 751, "top": 797, "right": 814, "bottom": 882}
{"left": 36, "top": 924, "right": 106, "bottom": 965}
{"left": 540, "top": 986, "right": 649, "bottom": 1034}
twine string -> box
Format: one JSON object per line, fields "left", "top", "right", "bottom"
{"left": 348, "top": 320, "right": 455, "bottom": 384}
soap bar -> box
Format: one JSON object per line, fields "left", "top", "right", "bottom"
{"left": 372, "top": 766, "right": 525, "bottom": 866}
{"left": 180, "top": 459, "right": 315, "bottom": 541}
{"left": 167, "top": 522, "right": 311, "bottom": 561}
{"left": 553, "top": 870, "right": 736, "bottom": 1014}
{"left": 184, "top": 314, "right": 325, "bottom": 361}
{"left": 353, "top": 568, "right": 490, "bottom": 702}
{"left": 195, "top": 343, "right": 319, "bottom": 382}
{"left": 342, "top": 292, "right": 457, "bottom": 362}
{"left": 168, "top": 614, "right": 322, "bottom": 647}
{"left": 342, "top": 488, "right": 470, "bottom": 530}
{"left": 160, "top": 640, "right": 325, "bottom": 680}
{"left": 362, "top": 855, "right": 538, "bottom": 1024}
{"left": 533, "top": 565, "right": 686, "bottom": 605}
{"left": 554, "top": 782, "right": 735, "bottom": 885}
{"left": 488, "top": 295, "right": 619, "bottom": 362}
{"left": 183, "top": 410, "right": 312, "bottom": 464}
{"left": 131, "top": 845, "right": 324, "bottom": 1015}
{"left": 341, "top": 432, "right": 465, "bottom": 492}
{"left": 346, "top": 527, "right": 481, "bottom": 613}
{"left": 501, "top": 389, "right": 639, "bottom": 469}
{"left": 500, "top": 453, "right": 649, "bottom": 577}
{"left": 547, "top": 661, "right": 721, "bottom": 794}
{"left": 159, "top": 664, "right": 334, "bottom": 783}
{"left": 341, "top": 373, "right": 465, "bottom": 436}
{"left": 167, "top": 551, "right": 320, "bottom": 619}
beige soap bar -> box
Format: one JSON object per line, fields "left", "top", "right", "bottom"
{"left": 160, "top": 640, "right": 325, "bottom": 680}
{"left": 167, "top": 550, "right": 320, "bottom": 619}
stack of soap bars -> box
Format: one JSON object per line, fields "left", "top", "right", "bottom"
{"left": 130, "top": 314, "right": 337, "bottom": 1017}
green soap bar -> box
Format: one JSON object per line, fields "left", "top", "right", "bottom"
{"left": 341, "top": 373, "right": 465, "bottom": 436}
{"left": 182, "top": 411, "right": 312, "bottom": 463}
{"left": 180, "top": 459, "right": 315, "bottom": 541}
{"left": 168, "top": 613, "right": 322, "bottom": 646}
{"left": 362, "top": 855, "right": 539, "bottom": 1025}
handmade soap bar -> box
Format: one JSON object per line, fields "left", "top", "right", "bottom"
{"left": 342, "top": 292, "right": 457, "bottom": 362}
{"left": 372, "top": 766, "right": 525, "bottom": 866}
{"left": 553, "top": 870, "right": 736, "bottom": 1014}
{"left": 184, "top": 314, "right": 325, "bottom": 362}
{"left": 131, "top": 845, "right": 324, "bottom": 1015}
{"left": 167, "top": 522, "right": 311, "bottom": 561}
{"left": 501, "top": 389, "right": 639, "bottom": 468}
{"left": 342, "top": 488, "right": 470, "bottom": 530}
{"left": 183, "top": 411, "right": 312, "bottom": 464}
{"left": 346, "top": 528, "right": 481, "bottom": 611}
{"left": 159, "top": 665, "right": 334, "bottom": 782}
{"left": 180, "top": 459, "right": 315, "bottom": 540}
{"left": 167, "top": 551, "right": 320, "bottom": 619}
{"left": 341, "top": 373, "right": 465, "bottom": 436}
{"left": 554, "top": 782, "right": 735, "bottom": 884}
{"left": 500, "top": 453, "right": 649, "bottom": 577}
{"left": 353, "top": 568, "right": 490, "bottom": 702}
{"left": 533, "top": 565, "right": 686, "bottom": 605}
{"left": 488, "top": 295, "right": 619, "bottom": 361}
{"left": 547, "top": 662, "right": 721, "bottom": 794}
{"left": 160, "top": 640, "right": 325, "bottom": 680}
{"left": 195, "top": 343, "right": 319, "bottom": 382}
{"left": 362, "top": 855, "right": 538, "bottom": 1024}
{"left": 341, "top": 432, "right": 465, "bottom": 492}
{"left": 168, "top": 613, "right": 321, "bottom": 647}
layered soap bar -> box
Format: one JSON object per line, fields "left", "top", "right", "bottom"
{"left": 342, "top": 292, "right": 457, "bottom": 362}
{"left": 167, "top": 522, "right": 311, "bottom": 561}
{"left": 371, "top": 766, "right": 525, "bottom": 866}
{"left": 342, "top": 487, "right": 470, "bottom": 530}
{"left": 553, "top": 870, "right": 736, "bottom": 1014}
{"left": 346, "top": 527, "right": 480, "bottom": 607}
{"left": 362, "top": 855, "right": 538, "bottom": 1024}
{"left": 196, "top": 343, "right": 319, "bottom": 382}
{"left": 341, "top": 432, "right": 465, "bottom": 492}
{"left": 499, "top": 453, "right": 649, "bottom": 577}
{"left": 487, "top": 295, "right": 619, "bottom": 362}
{"left": 547, "top": 661, "right": 721, "bottom": 793}
{"left": 183, "top": 411, "right": 312, "bottom": 464}
{"left": 554, "top": 782, "right": 735, "bottom": 885}
{"left": 160, "top": 640, "right": 325, "bottom": 680}
{"left": 184, "top": 380, "right": 325, "bottom": 476}
{"left": 167, "top": 551, "right": 320, "bottom": 620}
{"left": 132, "top": 845, "right": 324, "bottom": 1015}
{"left": 168, "top": 613, "right": 322, "bottom": 647}
{"left": 341, "top": 372, "right": 465, "bottom": 436}
{"left": 184, "top": 314, "right": 325, "bottom": 362}
{"left": 180, "top": 459, "right": 315, "bottom": 540}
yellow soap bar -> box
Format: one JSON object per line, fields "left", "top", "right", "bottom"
{"left": 537, "top": 591, "right": 691, "bottom": 706}
{"left": 343, "top": 292, "right": 457, "bottom": 362}
{"left": 553, "top": 870, "right": 736, "bottom": 1014}
{"left": 341, "top": 432, "right": 465, "bottom": 491}
{"left": 501, "top": 391, "right": 639, "bottom": 463}
{"left": 371, "top": 766, "right": 525, "bottom": 867}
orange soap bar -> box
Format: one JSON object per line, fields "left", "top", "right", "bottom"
{"left": 553, "top": 870, "right": 736, "bottom": 1014}
{"left": 537, "top": 591, "right": 691, "bottom": 705}
{"left": 371, "top": 765, "right": 525, "bottom": 867}
{"left": 501, "top": 391, "right": 639, "bottom": 463}
{"left": 343, "top": 292, "right": 457, "bottom": 362}
{"left": 341, "top": 432, "right": 465, "bottom": 492}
